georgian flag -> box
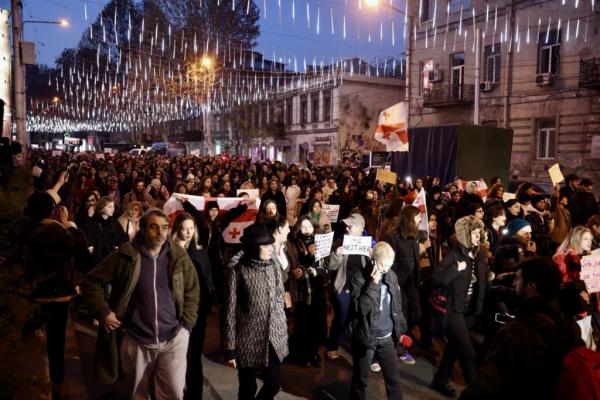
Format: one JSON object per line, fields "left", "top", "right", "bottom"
{"left": 163, "top": 194, "right": 259, "bottom": 244}
{"left": 412, "top": 188, "right": 429, "bottom": 235}
{"left": 374, "top": 102, "right": 409, "bottom": 152}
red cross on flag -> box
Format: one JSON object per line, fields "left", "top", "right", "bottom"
{"left": 412, "top": 188, "right": 429, "bottom": 236}
{"left": 163, "top": 194, "right": 259, "bottom": 244}
{"left": 374, "top": 102, "right": 409, "bottom": 152}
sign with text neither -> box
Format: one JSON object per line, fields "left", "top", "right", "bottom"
{"left": 342, "top": 235, "right": 372, "bottom": 257}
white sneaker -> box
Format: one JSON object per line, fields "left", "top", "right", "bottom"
{"left": 370, "top": 362, "right": 381, "bottom": 372}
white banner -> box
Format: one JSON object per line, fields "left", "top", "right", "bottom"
{"left": 315, "top": 232, "right": 335, "bottom": 261}
{"left": 342, "top": 235, "right": 372, "bottom": 256}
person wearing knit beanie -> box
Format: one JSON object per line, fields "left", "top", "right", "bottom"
{"left": 505, "top": 218, "right": 531, "bottom": 238}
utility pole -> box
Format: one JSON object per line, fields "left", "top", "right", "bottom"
{"left": 474, "top": 28, "right": 481, "bottom": 125}
{"left": 10, "top": 0, "right": 27, "bottom": 161}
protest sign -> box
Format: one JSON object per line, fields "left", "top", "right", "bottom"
{"left": 51, "top": 150, "right": 62, "bottom": 157}
{"left": 237, "top": 188, "right": 259, "bottom": 199}
{"left": 548, "top": 163, "right": 565, "bottom": 186}
{"left": 581, "top": 255, "right": 600, "bottom": 294}
{"left": 322, "top": 204, "right": 340, "bottom": 223}
{"left": 314, "top": 232, "right": 334, "bottom": 261}
{"left": 376, "top": 169, "right": 398, "bottom": 185}
{"left": 342, "top": 235, "right": 372, "bottom": 257}
{"left": 502, "top": 192, "right": 516, "bottom": 202}
{"left": 96, "top": 153, "right": 105, "bottom": 160}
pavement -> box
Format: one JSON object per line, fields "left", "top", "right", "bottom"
{"left": 57, "top": 307, "right": 463, "bottom": 400}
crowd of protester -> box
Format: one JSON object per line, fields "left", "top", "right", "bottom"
{"left": 17, "top": 149, "right": 600, "bottom": 400}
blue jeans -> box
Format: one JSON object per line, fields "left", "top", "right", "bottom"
{"left": 327, "top": 289, "right": 351, "bottom": 351}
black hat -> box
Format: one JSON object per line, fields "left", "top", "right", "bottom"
{"left": 240, "top": 224, "right": 275, "bottom": 246}
{"left": 24, "top": 192, "right": 55, "bottom": 221}
{"left": 206, "top": 201, "right": 219, "bottom": 211}
{"left": 580, "top": 178, "right": 593, "bottom": 187}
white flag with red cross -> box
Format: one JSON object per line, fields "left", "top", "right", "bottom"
{"left": 412, "top": 188, "right": 429, "bottom": 235}
{"left": 163, "top": 194, "right": 258, "bottom": 244}
{"left": 374, "top": 102, "right": 409, "bottom": 152}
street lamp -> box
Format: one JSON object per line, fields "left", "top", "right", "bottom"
{"left": 10, "top": 0, "right": 69, "bottom": 159}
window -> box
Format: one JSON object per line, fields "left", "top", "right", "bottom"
{"left": 535, "top": 118, "right": 556, "bottom": 160}
{"left": 420, "top": 0, "right": 434, "bottom": 23}
{"left": 538, "top": 29, "right": 561, "bottom": 75}
{"left": 449, "top": 0, "right": 471, "bottom": 14}
{"left": 286, "top": 99, "right": 293, "bottom": 125}
{"left": 300, "top": 96, "right": 307, "bottom": 126}
{"left": 484, "top": 44, "right": 501, "bottom": 84}
{"left": 311, "top": 95, "right": 320, "bottom": 122}
{"left": 451, "top": 52, "right": 465, "bottom": 99}
{"left": 420, "top": 59, "right": 434, "bottom": 94}
{"left": 323, "top": 92, "right": 331, "bottom": 121}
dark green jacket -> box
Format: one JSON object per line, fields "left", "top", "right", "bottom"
{"left": 81, "top": 240, "right": 200, "bottom": 384}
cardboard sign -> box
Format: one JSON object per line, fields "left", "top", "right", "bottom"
{"left": 502, "top": 192, "right": 516, "bottom": 202}
{"left": 548, "top": 163, "right": 565, "bottom": 186}
{"left": 315, "top": 232, "right": 334, "bottom": 261}
{"left": 581, "top": 255, "right": 600, "bottom": 294}
{"left": 96, "top": 153, "right": 105, "bottom": 160}
{"left": 342, "top": 235, "right": 372, "bottom": 257}
{"left": 51, "top": 150, "right": 62, "bottom": 157}
{"left": 375, "top": 169, "right": 397, "bottom": 185}
{"left": 322, "top": 204, "right": 340, "bottom": 223}
{"left": 237, "top": 188, "right": 259, "bottom": 199}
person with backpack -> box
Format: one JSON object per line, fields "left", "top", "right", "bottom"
{"left": 460, "top": 257, "right": 585, "bottom": 399}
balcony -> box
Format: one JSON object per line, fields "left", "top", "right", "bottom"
{"left": 580, "top": 59, "right": 600, "bottom": 90}
{"left": 423, "top": 84, "right": 475, "bottom": 108}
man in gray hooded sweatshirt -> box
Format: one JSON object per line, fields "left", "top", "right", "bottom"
{"left": 82, "top": 208, "right": 200, "bottom": 400}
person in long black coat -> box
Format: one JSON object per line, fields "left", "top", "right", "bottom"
{"left": 382, "top": 205, "right": 422, "bottom": 365}
{"left": 82, "top": 196, "right": 128, "bottom": 269}
{"left": 172, "top": 212, "right": 217, "bottom": 400}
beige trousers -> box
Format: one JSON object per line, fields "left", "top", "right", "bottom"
{"left": 119, "top": 327, "right": 190, "bottom": 400}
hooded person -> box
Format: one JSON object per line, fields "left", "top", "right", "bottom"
{"left": 430, "top": 216, "right": 488, "bottom": 397}
{"left": 223, "top": 224, "right": 289, "bottom": 400}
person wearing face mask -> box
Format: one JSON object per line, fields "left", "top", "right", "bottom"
{"left": 223, "top": 224, "right": 289, "bottom": 400}
{"left": 288, "top": 216, "right": 328, "bottom": 367}
{"left": 83, "top": 196, "right": 128, "bottom": 268}
{"left": 492, "top": 219, "right": 537, "bottom": 279}
{"left": 326, "top": 213, "right": 369, "bottom": 360}
{"left": 172, "top": 212, "right": 217, "bottom": 400}
{"left": 75, "top": 190, "right": 100, "bottom": 230}
{"left": 348, "top": 242, "right": 412, "bottom": 400}
{"left": 430, "top": 216, "right": 488, "bottom": 397}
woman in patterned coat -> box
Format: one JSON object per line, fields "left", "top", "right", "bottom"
{"left": 223, "top": 224, "right": 289, "bottom": 400}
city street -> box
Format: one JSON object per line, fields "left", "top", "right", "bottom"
{"left": 61, "top": 309, "right": 457, "bottom": 400}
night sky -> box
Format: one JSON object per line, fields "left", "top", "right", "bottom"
{"left": 0, "top": 0, "right": 406, "bottom": 68}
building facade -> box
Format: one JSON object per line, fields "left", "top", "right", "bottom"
{"left": 410, "top": 0, "right": 600, "bottom": 184}
{"left": 212, "top": 64, "right": 404, "bottom": 165}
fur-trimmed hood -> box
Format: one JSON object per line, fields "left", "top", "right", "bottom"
{"left": 455, "top": 216, "right": 485, "bottom": 249}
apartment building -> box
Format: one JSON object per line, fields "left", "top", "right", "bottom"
{"left": 411, "top": 0, "right": 600, "bottom": 183}
{"left": 212, "top": 60, "right": 404, "bottom": 164}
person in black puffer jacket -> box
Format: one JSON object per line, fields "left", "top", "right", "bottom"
{"left": 430, "top": 216, "right": 488, "bottom": 398}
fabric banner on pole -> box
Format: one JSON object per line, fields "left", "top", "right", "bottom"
{"left": 412, "top": 188, "right": 429, "bottom": 235}
{"left": 374, "top": 102, "right": 409, "bottom": 152}
{"left": 163, "top": 194, "right": 258, "bottom": 244}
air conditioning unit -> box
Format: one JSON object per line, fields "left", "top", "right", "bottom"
{"left": 428, "top": 69, "right": 443, "bottom": 82}
{"left": 480, "top": 81, "right": 494, "bottom": 92}
{"left": 535, "top": 73, "right": 554, "bottom": 86}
